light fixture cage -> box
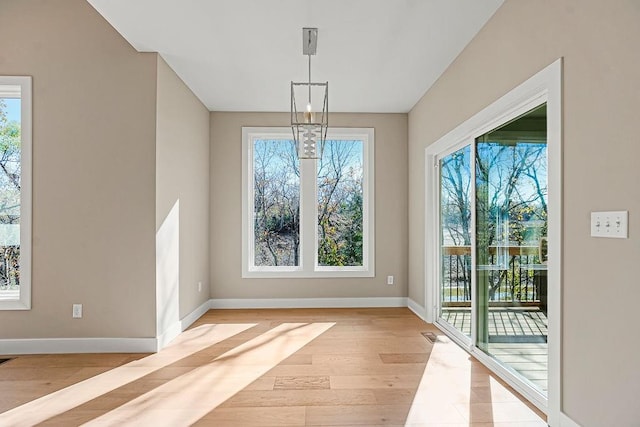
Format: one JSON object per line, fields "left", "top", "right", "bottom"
{"left": 291, "top": 81, "right": 328, "bottom": 159}
{"left": 290, "top": 27, "right": 328, "bottom": 160}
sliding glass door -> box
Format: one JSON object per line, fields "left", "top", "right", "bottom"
{"left": 475, "top": 104, "right": 548, "bottom": 393}
{"left": 437, "top": 104, "right": 549, "bottom": 396}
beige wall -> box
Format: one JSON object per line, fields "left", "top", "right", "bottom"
{"left": 408, "top": 1, "right": 640, "bottom": 425}
{"left": 210, "top": 112, "right": 407, "bottom": 299}
{"left": 156, "top": 56, "right": 210, "bottom": 328}
{"left": 0, "top": 0, "right": 158, "bottom": 338}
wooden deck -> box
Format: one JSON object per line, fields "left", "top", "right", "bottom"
{"left": 443, "top": 308, "right": 548, "bottom": 393}
{"left": 489, "top": 342, "right": 548, "bottom": 392}
{"left": 443, "top": 308, "right": 547, "bottom": 339}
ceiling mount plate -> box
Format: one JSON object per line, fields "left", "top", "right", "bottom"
{"left": 302, "top": 27, "right": 318, "bottom": 55}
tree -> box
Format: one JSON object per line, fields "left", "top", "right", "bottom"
{"left": 317, "top": 140, "right": 363, "bottom": 266}
{"left": 440, "top": 147, "right": 472, "bottom": 300}
{"left": 476, "top": 141, "right": 547, "bottom": 301}
{"left": 253, "top": 139, "right": 299, "bottom": 266}
{"left": 252, "top": 138, "right": 365, "bottom": 268}
{"left": 441, "top": 139, "right": 547, "bottom": 303}
{"left": 0, "top": 99, "right": 21, "bottom": 290}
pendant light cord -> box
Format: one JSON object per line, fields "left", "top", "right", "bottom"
{"left": 307, "top": 29, "right": 312, "bottom": 116}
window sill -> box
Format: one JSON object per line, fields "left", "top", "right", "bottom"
{"left": 242, "top": 269, "right": 375, "bottom": 279}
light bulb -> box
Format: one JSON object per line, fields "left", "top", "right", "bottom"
{"left": 303, "top": 103, "right": 315, "bottom": 123}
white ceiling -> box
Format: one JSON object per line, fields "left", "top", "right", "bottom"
{"left": 87, "top": 0, "right": 504, "bottom": 113}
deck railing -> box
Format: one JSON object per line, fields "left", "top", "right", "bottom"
{"left": 441, "top": 245, "right": 546, "bottom": 307}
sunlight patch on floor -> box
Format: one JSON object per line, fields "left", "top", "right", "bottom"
{"left": 83, "top": 322, "right": 335, "bottom": 426}
{"left": 404, "top": 335, "right": 546, "bottom": 426}
{"left": 0, "top": 323, "right": 255, "bottom": 427}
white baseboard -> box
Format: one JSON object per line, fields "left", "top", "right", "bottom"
{"left": 0, "top": 337, "right": 157, "bottom": 355}
{"left": 0, "top": 298, "right": 213, "bottom": 355}
{"left": 407, "top": 298, "right": 428, "bottom": 321}
{"left": 181, "top": 299, "right": 213, "bottom": 331}
{"left": 0, "top": 297, "right": 426, "bottom": 355}
{"left": 156, "top": 299, "right": 214, "bottom": 351}
{"left": 156, "top": 321, "right": 182, "bottom": 351}
{"left": 560, "top": 412, "right": 581, "bottom": 427}
{"left": 209, "top": 297, "right": 408, "bottom": 309}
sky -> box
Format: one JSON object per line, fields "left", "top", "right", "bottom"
{"left": 2, "top": 99, "right": 20, "bottom": 122}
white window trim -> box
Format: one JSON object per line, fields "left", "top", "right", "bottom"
{"left": 242, "top": 127, "right": 374, "bottom": 278}
{"left": 0, "top": 76, "right": 32, "bottom": 310}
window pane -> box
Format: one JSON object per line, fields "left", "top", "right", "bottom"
{"left": 439, "top": 145, "right": 472, "bottom": 337}
{"left": 0, "top": 97, "right": 21, "bottom": 300}
{"left": 475, "top": 104, "right": 548, "bottom": 394}
{"left": 253, "top": 139, "right": 300, "bottom": 266}
{"left": 317, "top": 139, "right": 363, "bottom": 266}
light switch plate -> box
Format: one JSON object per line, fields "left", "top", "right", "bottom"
{"left": 590, "top": 211, "right": 628, "bottom": 238}
{"left": 72, "top": 303, "right": 83, "bottom": 318}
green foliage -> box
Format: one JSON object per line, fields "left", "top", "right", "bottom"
{"left": 0, "top": 99, "right": 20, "bottom": 154}
{"left": 0, "top": 120, "right": 20, "bottom": 153}
{"left": 317, "top": 141, "right": 364, "bottom": 267}
{"left": 318, "top": 191, "right": 363, "bottom": 266}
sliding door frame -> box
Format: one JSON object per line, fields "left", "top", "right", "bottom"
{"left": 430, "top": 140, "right": 477, "bottom": 351}
{"left": 424, "top": 59, "right": 562, "bottom": 423}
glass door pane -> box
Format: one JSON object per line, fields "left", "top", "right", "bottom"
{"left": 439, "top": 145, "right": 472, "bottom": 338}
{"left": 475, "top": 104, "right": 548, "bottom": 394}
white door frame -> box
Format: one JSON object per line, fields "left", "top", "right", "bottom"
{"left": 424, "top": 58, "right": 562, "bottom": 424}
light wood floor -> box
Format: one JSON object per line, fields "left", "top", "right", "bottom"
{"left": 0, "top": 308, "right": 546, "bottom": 426}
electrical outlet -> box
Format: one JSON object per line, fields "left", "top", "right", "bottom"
{"left": 387, "top": 275, "right": 394, "bottom": 285}
{"left": 72, "top": 304, "right": 82, "bottom": 318}
{"left": 591, "top": 211, "right": 628, "bottom": 238}
{"left": 198, "top": 281, "right": 202, "bottom": 292}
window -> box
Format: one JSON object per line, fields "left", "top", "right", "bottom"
{"left": 0, "top": 76, "right": 32, "bottom": 310}
{"left": 242, "top": 127, "right": 374, "bottom": 278}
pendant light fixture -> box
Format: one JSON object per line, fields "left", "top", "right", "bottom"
{"left": 291, "top": 27, "right": 328, "bottom": 159}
